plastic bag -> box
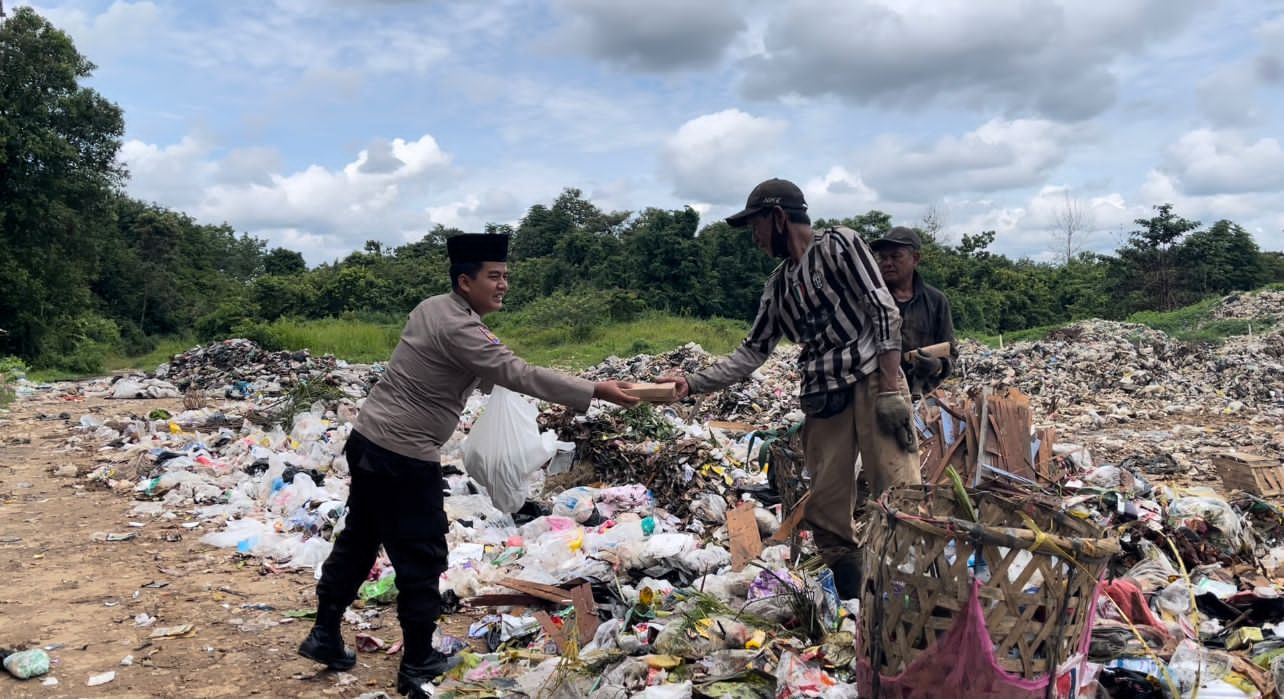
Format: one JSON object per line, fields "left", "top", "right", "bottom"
{"left": 3, "top": 649, "right": 50, "bottom": 679}
{"left": 462, "top": 387, "right": 558, "bottom": 514}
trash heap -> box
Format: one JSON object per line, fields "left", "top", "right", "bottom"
{"left": 155, "top": 338, "right": 380, "bottom": 400}
{"left": 16, "top": 289, "right": 1284, "bottom": 697}
{"left": 1214, "top": 290, "right": 1284, "bottom": 322}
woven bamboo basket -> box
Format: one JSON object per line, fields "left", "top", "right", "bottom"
{"left": 858, "top": 486, "right": 1119, "bottom": 681}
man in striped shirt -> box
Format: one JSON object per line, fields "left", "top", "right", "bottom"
{"left": 660, "top": 178, "right": 919, "bottom": 599}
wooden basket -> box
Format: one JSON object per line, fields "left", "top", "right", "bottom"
{"left": 859, "top": 486, "right": 1119, "bottom": 680}
{"left": 1214, "top": 452, "right": 1284, "bottom": 497}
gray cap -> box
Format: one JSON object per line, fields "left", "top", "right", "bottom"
{"left": 870, "top": 226, "right": 921, "bottom": 252}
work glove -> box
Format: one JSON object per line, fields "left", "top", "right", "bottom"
{"left": 875, "top": 391, "right": 916, "bottom": 452}
{"left": 909, "top": 350, "right": 942, "bottom": 378}
{"left": 906, "top": 352, "right": 953, "bottom": 396}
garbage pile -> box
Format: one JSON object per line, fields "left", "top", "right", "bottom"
{"left": 14, "top": 291, "right": 1284, "bottom": 697}
{"left": 154, "top": 338, "right": 380, "bottom": 399}
{"left": 1213, "top": 289, "right": 1284, "bottom": 322}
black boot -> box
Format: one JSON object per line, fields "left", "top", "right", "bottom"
{"left": 397, "top": 652, "right": 452, "bottom": 697}
{"left": 830, "top": 555, "right": 864, "bottom": 600}
{"left": 298, "top": 602, "right": 355, "bottom": 671}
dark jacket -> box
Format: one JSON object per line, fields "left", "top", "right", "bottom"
{"left": 896, "top": 272, "right": 956, "bottom": 359}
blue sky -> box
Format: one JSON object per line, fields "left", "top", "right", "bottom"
{"left": 23, "top": 0, "right": 1284, "bottom": 265}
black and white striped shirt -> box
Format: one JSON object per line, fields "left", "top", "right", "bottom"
{"left": 687, "top": 226, "right": 902, "bottom": 396}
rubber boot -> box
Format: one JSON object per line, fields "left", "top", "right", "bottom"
{"left": 397, "top": 652, "right": 452, "bottom": 697}
{"left": 830, "top": 554, "right": 864, "bottom": 600}
{"left": 297, "top": 603, "right": 355, "bottom": 671}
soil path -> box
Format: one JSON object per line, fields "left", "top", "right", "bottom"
{"left": 0, "top": 391, "right": 473, "bottom": 698}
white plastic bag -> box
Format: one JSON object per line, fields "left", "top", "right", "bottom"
{"left": 462, "top": 387, "right": 557, "bottom": 514}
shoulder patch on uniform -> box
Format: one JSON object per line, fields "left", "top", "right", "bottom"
{"left": 480, "top": 327, "right": 502, "bottom": 345}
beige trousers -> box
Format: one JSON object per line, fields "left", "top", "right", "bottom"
{"left": 802, "top": 370, "right": 920, "bottom": 562}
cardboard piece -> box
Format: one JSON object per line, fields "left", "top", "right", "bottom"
{"left": 767, "top": 491, "right": 812, "bottom": 545}
{"left": 570, "top": 583, "right": 599, "bottom": 645}
{"left": 498, "top": 578, "right": 572, "bottom": 605}
{"left": 727, "top": 503, "right": 764, "bottom": 572}
{"left": 620, "top": 382, "right": 678, "bottom": 402}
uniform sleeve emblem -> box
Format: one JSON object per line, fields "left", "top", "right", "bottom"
{"left": 480, "top": 327, "right": 502, "bottom": 345}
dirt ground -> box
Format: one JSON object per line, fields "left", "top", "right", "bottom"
{"left": 0, "top": 391, "right": 479, "bottom": 699}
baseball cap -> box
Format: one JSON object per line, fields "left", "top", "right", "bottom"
{"left": 725, "top": 178, "right": 808, "bottom": 227}
{"left": 870, "top": 226, "right": 922, "bottom": 252}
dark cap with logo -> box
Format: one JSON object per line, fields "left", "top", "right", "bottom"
{"left": 447, "top": 233, "right": 510, "bottom": 264}
{"left": 870, "top": 226, "right": 922, "bottom": 252}
{"left": 725, "top": 178, "right": 808, "bottom": 227}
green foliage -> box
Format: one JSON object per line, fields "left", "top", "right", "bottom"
{"left": 1126, "top": 297, "right": 1255, "bottom": 344}
{"left": 0, "top": 7, "right": 125, "bottom": 359}
{"left": 0, "top": 356, "right": 28, "bottom": 407}
{"left": 494, "top": 289, "right": 646, "bottom": 342}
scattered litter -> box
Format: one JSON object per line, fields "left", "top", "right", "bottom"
{"left": 15, "top": 300, "right": 1284, "bottom": 699}
{"left": 86, "top": 670, "right": 116, "bottom": 686}
{"left": 3, "top": 649, "right": 50, "bottom": 679}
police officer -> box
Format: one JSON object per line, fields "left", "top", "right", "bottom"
{"left": 298, "top": 233, "right": 639, "bottom": 697}
{"left": 870, "top": 226, "right": 957, "bottom": 397}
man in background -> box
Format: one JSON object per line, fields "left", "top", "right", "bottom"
{"left": 870, "top": 226, "right": 956, "bottom": 397}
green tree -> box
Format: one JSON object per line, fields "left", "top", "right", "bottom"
{"left": 264, "top": 247, "right": 307, "bottom": 276}
{"left": 0, "top": 7, "right": 125, "bottom": 359}
{"left": 1177, "top": 219, "right": 1265, "bottom": 299}
{"left": 1116, "top": 203, "right": 1201, "bottom": 311}
{"left": 815, "top": 210, "right": 893, "bottom": 243}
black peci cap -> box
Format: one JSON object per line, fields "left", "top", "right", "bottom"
{"left": 447, "top": 234, "right": 510, "bottom": 264}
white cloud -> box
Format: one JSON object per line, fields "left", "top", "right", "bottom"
{"left": 801, "top": 166, "right": 879, "bottom": 219}
{"left": 552, "top": 0, "right": 746, "bottom": 71}
{"left": 862, "top": 119, "right": 1076, "bottom": 201}
{"left": 31, "top": 0, "right": 165, "bottom": 59}
{"left": 660, "top": 109, "right": 787, "bottom": 204}
{"left": 738, "top": 0, "right": 1204, "bottom": 120}
{"left": 1162, "top": 129, "right": 1284, "bottom": 195}
{"left": 119, "top": 134, "right": 452, "bottom": 263}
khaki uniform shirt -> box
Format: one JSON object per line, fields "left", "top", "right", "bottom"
{"left": 355, "top": 292, "right": 594, "bottom": 463}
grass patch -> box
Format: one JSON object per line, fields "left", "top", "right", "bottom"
{"left": 254, "top": 318, "right": 405, "bottom": 363}
{"left": 1125, "top": 295, "right": 1265, "bottom": 344}
{"left": 154, "top": 312, "right": 747, "bottom": 371}
{"left": 105, "top": 337, "right": 197, "bottom": 373}
{"left": 492, "top": 311, "right": 747, "bottom": 370}
{"left": 960, "top": 323, "right": 1066, "bottom": 348}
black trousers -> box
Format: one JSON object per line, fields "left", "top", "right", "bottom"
{"left": 315, "top": 430, "right": 449, "bottom": 653}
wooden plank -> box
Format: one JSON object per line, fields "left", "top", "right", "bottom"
{"left": 570, "top": 583, "right": 599, "bottom": 645}
{"left": 1036, "top": 427, "right": 1056, "bottom": 481}
{"left": 727, "top": 503, "right": 763, "bottom": 572}
{"left": 533, "top": 611, "right": 566, "bottom": 653}
{"left": 707, "top": 420, "right": 756, "bottom": 434}
{"left": 498, "top": 578, "right": 572, "bottom": 605}
{"left": 464, "top": 593, "right": 548, "bottom": 608}
{"left": 767, "top": 491, "right": 812, "bottom": 544}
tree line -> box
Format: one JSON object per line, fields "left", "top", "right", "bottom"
{"left": 3, "top": 7, "right": 1283, "bottom": 372}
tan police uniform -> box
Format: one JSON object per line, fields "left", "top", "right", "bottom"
{"left": 355, "top": 291, "right": 593, "bottom": 463}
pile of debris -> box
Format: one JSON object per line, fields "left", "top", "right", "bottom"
{"left": 154, "top": 339, "right": 379, "bottom": 399}
{"left": 1213, "top": 289, "right": 1284, "bottom": 322}
{"left": 13, "top": 290, "right": 1284, "bottom": 697}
